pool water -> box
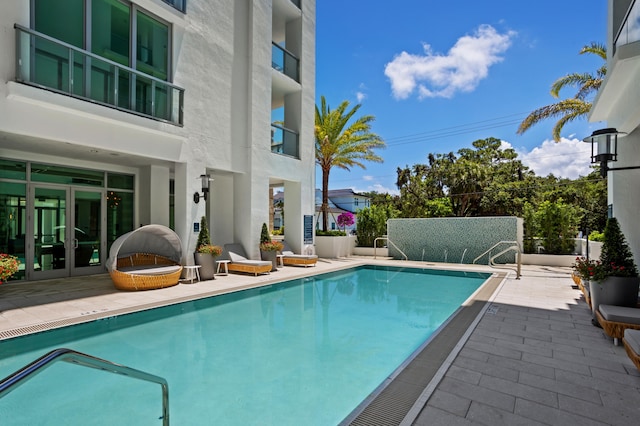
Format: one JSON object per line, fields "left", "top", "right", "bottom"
{"left": 0, "top": 266, "right": 489, "bottom": 425}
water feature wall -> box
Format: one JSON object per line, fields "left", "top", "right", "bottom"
{"left": 387, "top": 217, "right": 523, "bottom": 264}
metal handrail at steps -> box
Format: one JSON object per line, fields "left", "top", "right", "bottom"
{"left": 374, "top": 236, "right": 408, "bottom": 260}
{"left": 0, "top": 348, "right": 169, "bottom": 425}
{"left": 473, "top": 240, "right": 522, "bottom": 279}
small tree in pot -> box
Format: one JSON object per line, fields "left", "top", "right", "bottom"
{"left": 260, "top": 223, "right": 283, "bottom": 271}
{"left": 194, "top": 216, "right": 222, "bottom": 280}
{"left": 578, "top": 217, "right": 640, "bottom": 326}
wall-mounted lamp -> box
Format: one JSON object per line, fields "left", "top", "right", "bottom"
{"left": 193, "top": 174, "right": 213, "bottom": 204}
{"left": 582, "top": 128, "right": 640, "bottom": 177}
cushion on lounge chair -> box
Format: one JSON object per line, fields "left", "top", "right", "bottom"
{"left": 599, "top": 304, "right": 640, "bottom": 325}
{"left": 625, "top": 329, "right": 640, "bottom": 355}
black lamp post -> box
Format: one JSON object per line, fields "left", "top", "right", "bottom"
{"left": 193, "top": 174, "right": 212, "bottom": 204}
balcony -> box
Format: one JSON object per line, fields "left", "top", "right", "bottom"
{"left": 14, "top": 24, "right": 184, "bottom": 126}
{"left": 615, "top": 0, "right": 640, "bottom": 54}
{"left": 290, "top": 0, "right": 301, "bottom": 8}
{"left": 271, "top": 124, "right": 299, "bottom": 158}
{"left": 272, "top": 43, "right": 300, "bottom": 83}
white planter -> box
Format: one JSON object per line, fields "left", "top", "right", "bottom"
{"left": 352, "top": 247, "right": 389, "bottom": 257}
{"left": 520, "top": 254, "right": 576, "bottom": 267}
{"left": 315, "top": 235, "right": 356, "bottom": 258}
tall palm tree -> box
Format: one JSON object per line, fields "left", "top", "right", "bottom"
{"left": 517, "top": 42, "right": 606, "bottom": 141}
{"left": 315, "top": 96, "right": 385, "bottom": 231}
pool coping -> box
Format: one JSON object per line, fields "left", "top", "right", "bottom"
{"left": 340, "top": 271, "right": 507, "bottom": 426}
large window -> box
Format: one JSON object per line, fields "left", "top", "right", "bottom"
{"left": 26, "top": 0, "right": 180, "bottom": 124}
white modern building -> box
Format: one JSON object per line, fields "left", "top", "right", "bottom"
{"left": 589, "top": 0, "right": 640, "bottom": 264}
{"left": 0, "top": 0, "right": 316, "bottom": 282}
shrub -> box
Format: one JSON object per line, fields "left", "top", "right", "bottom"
{"left": 196, "top": 216, "right": 211, "bottom": 247}
{"left": 196, "top": 244, "right": 222, "bottom": 257}
{"left": 588, "top": 230, "right": 604, "bottom": 242}
{"left": 316, "top": 230, "right": 346, "bottom": 236}
{"left": 356, "top": 205, "right": 398, "bottom": 247}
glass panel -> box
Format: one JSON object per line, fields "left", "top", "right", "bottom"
{"left": 169, "top": 179, "right": 175, "bottom": 231}
{"left": 31, "top": 164, "right": 104, "bottom": 187}
{"left": 107, "top": 173, "right": 134, "bottom": 190}
{"left": 0, "top": 182, "right": 26, "bottom": 282}
{"left": 107, "top": 191, "right": 133, "bottom": 251}
{"left": 34, "top": 0, "right": 84, "bottom": 48}
{"left": 34, "top": 187, "right": 67, "bottom": 272}
{"left": 92, "top": 0, "right": 130, "bottom": 66}
{"left": 74, "top": 191, "right": 102, "bottom": 268}
{"left": 0, "top": 159, "right": 27, "bottom": 180}
{"left": 136, "top": 11, "right": 168, "bottom": 81}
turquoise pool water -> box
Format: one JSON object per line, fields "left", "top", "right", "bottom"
{"left": 0, "top": 266, "right": 489, "bottom": 425}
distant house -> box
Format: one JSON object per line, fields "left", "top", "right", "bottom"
{"left": 273, "top": 188, "right": 371, "bottom": 233}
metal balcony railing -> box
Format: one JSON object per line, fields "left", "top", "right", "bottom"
{"left": 271, "top": 123, "right": 299, "bottom": 158}
{"left": 14, "top": 24, "right": 184, "bottom": 126}
{"left": 614, "top": 0, "right": 640, "bottom": 54}
{"left": 272, "top": 43, "right": 300, "bottom": 82}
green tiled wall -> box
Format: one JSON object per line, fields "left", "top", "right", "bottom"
{"left": 387, "top": 217, "right": 522, "bottom": 264}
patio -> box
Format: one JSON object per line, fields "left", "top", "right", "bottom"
{"left": 1, "top": 260, "right": 639, "bottom": 425}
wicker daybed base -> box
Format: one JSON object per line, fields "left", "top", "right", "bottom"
{"left": 110, "top": 253, "right": 183, "bottom": 291}
{"left": 283, "top": 256, "right": 317, "bottom": 267}
{"left": 228, "top": 262, "right": 272, "bottom": 276}
{"left": 595, "top": 308, "right": 640, "bottom": 343}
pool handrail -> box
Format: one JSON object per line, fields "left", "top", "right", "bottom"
{"left": 374, "top": 236, "right": 408, "bottom": 260}
{"left": 0, "top": 348, "right": 169, "bottom": 425}
{"left": 473, "top": 240, "right": 522, "bottom": 279}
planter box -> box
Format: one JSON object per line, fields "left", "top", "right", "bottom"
{"left": 521, "top": 254, "right": 576, "bottom": 267}
{"left": 194, "top": 253, "right": 216, "bottom": 280}
{"left": 315, "top": 235, "right": 356, "bottom": 258}
{"left": 590, "top": 276, "right": 640, "bottom": 322}
{"left": 353, "top": 247, "right": 389, "bottom": 257}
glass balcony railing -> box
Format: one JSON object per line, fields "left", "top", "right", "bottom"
{"left": 14, "top": 24, "right": 184, "bottom": 126}
{"left": 162, "top": 0, "right": 186, "bottom": 13}
{"left": 271, "top": 124, "right": 299, "bottom": 158}
{"left": 615, "top": 0, "right": 640, "bottom": 54}
{"left": 272, "top": 43, "right": 300, "bottom": 83}
{"left": 290, "top": 0, "right": 301, "bottom": 9}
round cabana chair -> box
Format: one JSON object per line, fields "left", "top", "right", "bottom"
{"left": 107, "top": 224, "right": 183, "bottom": 291}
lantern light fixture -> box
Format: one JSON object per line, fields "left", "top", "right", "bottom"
{"left": 193, "top": 174, "right": 213, "bottom": 204}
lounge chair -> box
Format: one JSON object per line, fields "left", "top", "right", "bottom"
{"left": 596, "top": 304, "right": 640, "bottom": 345}
{"left": 223, "top": 244, "right": 272, "bottom": 276}
{"left": 281, "top": 241, "right": 318, "bottom": 267}
{"left": 623, "top": 329, "right": 640, "bottom": 370}
{"left": 107, "top": 225, "right": 183, "bottom": 291}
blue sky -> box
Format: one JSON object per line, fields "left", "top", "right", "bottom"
{"left": 315, "top": 0, "right": 608, "bottom": 194}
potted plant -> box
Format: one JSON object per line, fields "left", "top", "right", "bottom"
{"left": 259, "top": 223, "right": 283, "bottom": 271}
{"left": 0, "top": 253, "right": 20, "bottom": 283}
{"left": 194, "top": 216, "right": 222, "bottom": 280}
{"left": 573, "top": 218, "right": 640, "bottom": 325}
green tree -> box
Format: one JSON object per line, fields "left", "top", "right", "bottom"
{"left": 196, "top": 216, "right": 211, "bottom": 248}
{"left": 600, "top": 217, "right": 638, "bottom": 276}
{"left": 315, "top": 96, "right": 385, "bottom": 231}
{"left": 355, "top": 204, "right": 399, "bottom": 247}
{"left": 529, "top": 199, "right": 580, "bottom": 255}
{"left": 517, "top": 43, "right": 606, "bottom": 141}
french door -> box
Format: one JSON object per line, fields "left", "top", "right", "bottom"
{"left": 28, "top": 184, "right": 105, "bottom": 280}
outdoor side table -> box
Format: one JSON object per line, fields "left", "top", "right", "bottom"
{"left": 182, "top": 265, "right": 201, "bottom": 283}
{"left": 216, "top": 260, "right": 230, "bottom": 276}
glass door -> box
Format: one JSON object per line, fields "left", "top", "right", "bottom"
{"left": 29, "top": 185, "right": 105, "bottom": 280}
{"left": 30, "top": 186, "right": 69, "bottom": 280}
{"left": 71, "top": 189, "right": 104, "bottom": 275}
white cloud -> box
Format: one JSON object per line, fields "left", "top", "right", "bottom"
{"left": 510, "top": 137, "right": 593, "bottom": 179}
{"left": 356, "top": 91, "right": 366, "bottom": 102}
{"left": 362, "top": 175, "right": 374, "bottom": 181}
{"left": 384, "top": 25, "right": 516, "bottom": 100}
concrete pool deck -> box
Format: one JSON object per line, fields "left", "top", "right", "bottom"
{"left": 1, "top": 259, "right": 640, "bottom": 425}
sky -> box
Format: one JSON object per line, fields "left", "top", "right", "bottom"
{"left": 315, "top": 0, "right": 608, "bottom": 194}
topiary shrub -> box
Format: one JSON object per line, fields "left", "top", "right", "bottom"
{"left": 196, "top": 216, "right": 211, "bottom": 248}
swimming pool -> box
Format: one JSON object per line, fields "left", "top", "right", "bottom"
{"left": 0, "top": 265, "right": 490, "bottom": 425}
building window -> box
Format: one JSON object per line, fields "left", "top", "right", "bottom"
{"left": 161, "top": 0, "right": 186, "bottom": 13}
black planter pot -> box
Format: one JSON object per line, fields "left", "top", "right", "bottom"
{"left": 590, "top": 276, "right": 640, "bottom": 324}
{"left": 194, "top": 252, "right": 216, "bottom": 280}
{"left": 260, "top": 250, "right": 278, "bottom": 272}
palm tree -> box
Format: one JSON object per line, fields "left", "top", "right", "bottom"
{"left": 517, "top": 42, "right": 606, "bottom": 141}
{"left": 315, "top": 96, "right": 385, "bottom": 231}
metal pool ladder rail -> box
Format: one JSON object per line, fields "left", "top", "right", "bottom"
{"left": 374, "top": 236, "right": 408, "bottom": 260}
{"left": 473, "top": 240, "right": 522, "bottom": 279}
{"left": 0, "top": 348, "right": 170, "bottom": 425}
